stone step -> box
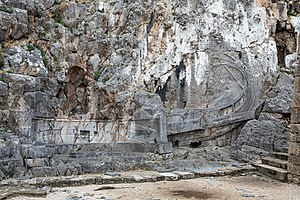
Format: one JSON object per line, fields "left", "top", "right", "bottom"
{"left": 272, "top": 152, "right": 289, "bottom": 161}
{"left": 252, "top": 163, "right": 287, "bottom": 181}
{"left": 261, "top": 157, "right": 288, "bottom": 169}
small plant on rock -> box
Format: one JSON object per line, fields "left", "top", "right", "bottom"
{"left": 0, "top": 52, "right": 4, "bottom": 68}
{"left": 26, "top": 44, "right": 35, "bottom": 52}
{"left": 34, "top": 45, "right": 46, "bottom": 56}
{"left": 53, "top": 14, "right": 68, "bottom": 27}
{"left": 35, "top": 45, "right": 48, "bottom": 66}
{"left": 93, "top": 71, "right": 101, "bottom": 81}
{"left": 102, "top": 75, "right": 110, "bottom": 83}
{"left": 56, "top": 64, "right": 62, "bottom": 72}
{"left": 43, "top": 57, "right": 49, "bottom": 66}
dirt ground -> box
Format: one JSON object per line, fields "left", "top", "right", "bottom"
{"left": 10, "top": 174, "right": 300, "bottom": 200}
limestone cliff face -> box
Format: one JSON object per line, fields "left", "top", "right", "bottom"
{"left": 0, "top": 0, "right": 299, "bottom": 176}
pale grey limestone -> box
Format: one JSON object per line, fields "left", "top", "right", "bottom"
{"left": 0, "top": 0, "right": 298, "bottom": 179}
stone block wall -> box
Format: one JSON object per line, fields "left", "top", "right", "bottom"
{"left": 288, "top": 60, "right": 300, "bottom": 184}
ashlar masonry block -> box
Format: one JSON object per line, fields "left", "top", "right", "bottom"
{"left": 289, "top": 155, "right": 300, "bottom": 166}
{"left": 291, "top": 108, "right": 300, "bottom": 124}
{"left": 294, "top": 77, "right": 300, "bottom": 93}
{"left": 288, "top": 163, "right": 300, "bottom": 176}
{"left": 289, "top": 142, "right": 300, "bottom": 157}
{"left": 294, "top": 63, "right": 300, "bottom": 77}
{"left": 291, "top": 124, "right": 300, "bottom": 134}
{"left": 292, "top": 93, "right": 300, "bottom": 108}
{"left": 289, "top": 133, "right": 300, "bottom": 143}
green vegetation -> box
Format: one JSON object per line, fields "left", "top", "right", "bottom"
{"left": 26, "top": 44, "right": 35, "bottom": 52}
{"left": 43, "top": 57, "right": 49, "bottom": 66}
{"left": 53, "top": 14, "right": 68, "bottom": 27}
{"left": 287, "top": 13, "right": 300, "bottom": 17}
{"left": 92, "top": 64, "right": 113, "bottom": 82}
{"left": 68, "top": 112, "right": 74, "bottom": 118}
{"left": 93, "top": 71, "right": 101, "bottom": 81}
{"left": 0, "top": 5, "right": 13, "bottom": 14}
{"left": 34, "top": 45, "right": 48, "bottom": 66}
{"left": 21, "top": 58, "right": 29, "bottom": 66}
{"left": 35, "top": 45, "right": 45, "bottom": 57}
{"left": 56, "top": 64, "right": 62, "bottom": 72}
{"left": 53, "top": 0, "right": 60, "bottom": 5}
{"left": 148, "top": 93, "right": 153, "bottom": 98}
{"left": 42, "top": 23, "right": 51, "bottom": 31}
{"left": 54, "top": 15, "right": 63, "bottom": 24}
{"left": 102, "top": 75, "right": 110, "bottom": 83}
{"left": 53, "top": 55, "right": 58, "bottom": 61}
{"left": 0, "top": 77, "right": 4, "bottom": 82}
{"left": 4, "top": 127, "right": 11, "bottom": 132}
{"left": 0, "top": 52, "right": 4, "bottom": 68}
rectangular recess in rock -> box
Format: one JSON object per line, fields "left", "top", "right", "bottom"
{"left": 79, "top": 130, "right": 91, "bottom": 142}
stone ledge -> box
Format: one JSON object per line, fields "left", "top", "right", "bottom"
{"left": 0, "top": 165, "right": 256, "bottom": 188}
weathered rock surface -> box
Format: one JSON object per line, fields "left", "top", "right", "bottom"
{"left": 0, "top": 4, "right": 29, "bottom": 41}
{"left": 232, "top": 119, "right": 289, "bottom": 162}
{"left": 0, "top": 129, "right": 23, "bottom": 180}
{"left": 0, "top": 0, "right": 299, "bottom": 179}
{"left": 263, "top": 73, "right": 293, "bottom": 114}
{"left": 3, "top": 46, "right": 48, "bottom": 77}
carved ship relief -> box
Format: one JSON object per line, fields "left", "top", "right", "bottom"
{"left": 167, "top": 53, "right": 258, "bottom": 147}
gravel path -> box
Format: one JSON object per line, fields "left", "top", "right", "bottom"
{"left": 9, "top": 173, "right": 300, "bottom": 200}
